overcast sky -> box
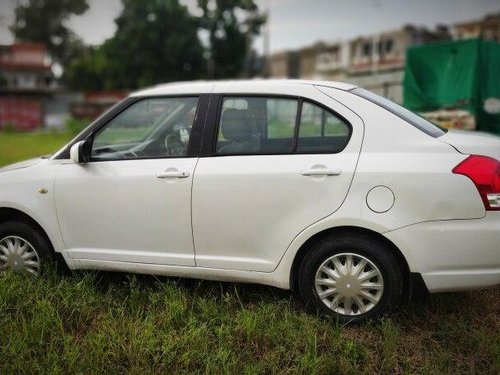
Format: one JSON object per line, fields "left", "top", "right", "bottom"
{"left": 1, "top": 0, "right": 499, "bottom": 53}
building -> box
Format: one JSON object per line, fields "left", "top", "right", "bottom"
{"left": 297, "top": 43, "right": 325, "bottom": 79}
{"left": 349, "top": 25, "right": 449, "bottom": 74}
{"left": 0, "top": 42, "right": 86, "bottom": 131}
{"left": 347, "top": 25, "right": 450, "bottom": 102}
{"left": 267, "top": 24, "right": 450, "bottom": 103}
{"left": 268, "top": 50, "right": 299, "bottom": 78}
{"left": 314, "top": 42, "right": 349, "bottom": 81}
{"left": 268, "top": 43, "right": 341, "bottom": 81}
{"left": 0, "top": 43, "right": 60, "bottom": 130}
{"left": 0, "top": 43, "right": 54, "bottom": 90}
{"left": 454, "top": 13, "right": 500, "bottom": 41}
{"left": 70, "top": 91, "right": 128, "bottom": 120}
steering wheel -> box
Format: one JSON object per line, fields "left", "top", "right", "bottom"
{"left": 164, "top": 134, "right": 186, "bottom": 156}
{"left": 121, "top": 149, "right": 143, "bottom": 158}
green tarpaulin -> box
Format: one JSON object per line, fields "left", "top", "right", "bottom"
{"left": 404, "top": 39, "right": 500, "bottom": 135}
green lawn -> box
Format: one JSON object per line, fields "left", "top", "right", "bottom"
{"left": 0, "top": 131, "right": 499, "bottom": 374}
{"left": 1, "top": 271, "right": 499, "bottom": 374}
{"left": 0, "top": 131, "right": 73, "bottom": 167}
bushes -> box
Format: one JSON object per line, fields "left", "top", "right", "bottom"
{"left": 0, "top": 123, "right": 19, "bottom": 133}
{"left": 65, "top": 117, "right": 91, "bottom": 135}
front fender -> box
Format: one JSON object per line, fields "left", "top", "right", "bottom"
{"left": 0, "top": 160, "right": 65, "bottom": 252}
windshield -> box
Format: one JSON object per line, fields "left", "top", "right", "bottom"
{"left": 351, "top": 88, "right": 447, "bottom": 138}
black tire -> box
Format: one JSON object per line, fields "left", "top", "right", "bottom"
{"left": 0, "top": 221, "right": 54, "bottom": 275}
{"left": 298, "top": 234, "right": 403, "bottom": 323}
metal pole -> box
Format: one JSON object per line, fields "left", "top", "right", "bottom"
{"left": 263, "top": 0, "right": 271, "bottom": 77}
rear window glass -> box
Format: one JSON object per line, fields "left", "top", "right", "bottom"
{"left": 351, "top": 88, "right": 446, "bottom": 138}
{"left": 215, "top": 96, "right": 351, "bottom": 155}
{"left": 297, "top": 101, "right": 350, "bottom": 153}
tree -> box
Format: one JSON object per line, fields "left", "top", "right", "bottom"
{"left": 67, "top": 0, "right": 206, "bottom": 90}
{"left": 65, "top": 0, "right": 266, "bottom": 90}
{"left": 10, "top": 0, "right": 89, "bottom": 65}
{"left": 64, "top": 46, "right": 109, "bottom": 91}
{"left": 197, "top": 0, "right": 265, "bottom": 78}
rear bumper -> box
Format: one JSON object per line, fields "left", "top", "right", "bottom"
{"left": 385, "top": 213, "right": 500, "bottom": 293}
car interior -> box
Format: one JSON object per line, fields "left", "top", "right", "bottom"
{"left": 216, "top": 97, "right": 351, "bottom": 155}
{"left": 90, "top": 98, "right": 198, "bottom": 160}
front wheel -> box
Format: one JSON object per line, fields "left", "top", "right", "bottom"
{"left": 0, "top": 221, "right": 53, "bottom": 276}
{"left": 298, "top": 235, "right": 403, "bottom": 323}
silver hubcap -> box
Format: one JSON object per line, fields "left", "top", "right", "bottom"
{"left": 314, "top": 253, "right": 384, "bottom": 316}
{"left": 0, "top": 236, "right": 41, "bottom": 276}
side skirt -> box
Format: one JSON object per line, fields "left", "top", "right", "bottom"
{"left": 64, "top": 257, "right": 290, "bottom": 290}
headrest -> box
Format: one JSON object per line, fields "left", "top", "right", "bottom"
{"left": 220, "top": 109, "right": 251, "bottom": 142}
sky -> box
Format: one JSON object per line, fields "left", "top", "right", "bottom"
{"left": 0, "top": 0, "right": 500, "bottom": 53}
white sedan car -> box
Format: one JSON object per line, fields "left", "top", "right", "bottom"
{"left": 1, "top": 80, "right": 499, "bottom": 322}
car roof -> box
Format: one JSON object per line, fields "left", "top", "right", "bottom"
{"left": 130, "top": 79, "right": 358, "bottom": 97}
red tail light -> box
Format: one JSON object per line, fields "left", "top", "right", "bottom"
{"left": 453, "top": 155, "right": 500, "bottom": 211}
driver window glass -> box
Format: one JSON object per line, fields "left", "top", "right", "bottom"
{"left": 91, "top": 97, "right": 198, "bottom": 160}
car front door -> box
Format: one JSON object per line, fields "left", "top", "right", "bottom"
{"left": 55, "top": 96, "right": 205, "bottom": 266}
{"left": 192, "top": 86, "right": 363, "bottom": 272}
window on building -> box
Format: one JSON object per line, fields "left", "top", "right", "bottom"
{"left": 362, "top": 43, "right": 372, "bottom": 57}
{"left": 385, "top": 39, "right": 394, "bottom": 53}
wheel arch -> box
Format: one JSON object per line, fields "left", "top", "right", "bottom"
{"left": 289, "top": 226, "right": 417, "bottom": 299}
{"left": 0, "top": 207, "right": 55, "bottom": 252}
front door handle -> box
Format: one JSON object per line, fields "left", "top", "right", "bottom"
{"left": 157, "top": 170, "right": 190, "bottom": 179}
{"left": 301, "top": 168, "right": 342, "bottom": 176}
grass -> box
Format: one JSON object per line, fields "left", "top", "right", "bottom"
{"left": 1, "top": 130, "right": 500, "bottom": 373}
{"left": 1, "top": 270, "right": 499, "bottom": 374}
{"left": 0, "top": 131, "right": 72, "bottom": 166}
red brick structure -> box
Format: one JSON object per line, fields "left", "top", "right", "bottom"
{"left": 0, "top": 43, "right": 54, "bottom": 130}
{"left": 70, "top": 91, "right": 128, "bottom": 120}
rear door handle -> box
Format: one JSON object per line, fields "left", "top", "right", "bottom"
{"left": 157, "top": 171, "right": 190, "bottom": 179}
{"left": 301, "top": 168, "right": 342, "bottom": 176}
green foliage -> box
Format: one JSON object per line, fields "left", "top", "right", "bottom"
{"left": 10, "top": 0, "right": 266, "bottom": 89}
{"left": 64, "top": 46, "right": 112, "bottom": 91}
{"left": 0, "top": 270, "right": 499, "bottom": 374}
{"left": 10, "top": 0, "right": 89, "bottom": 65}
{"left": 67, "top": 0, "right": 206, "bottom": 90}
{"left": 65, "top": 0, "right": 266, "bottom": 90}
{"left": 65, "top": 116, "right": 91, "bottom": 135}
{"left": 198, "top": 0, "right": 266, "bottom": 78}
{"left": 1, "top": 123, "right": 17, "bottom": 134}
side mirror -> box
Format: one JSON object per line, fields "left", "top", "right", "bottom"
{"left": 70, "top": 140, "right": 91, "bottom": 164}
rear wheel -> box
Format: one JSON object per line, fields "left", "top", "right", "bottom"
{"left": 298, "top": 234, "right": 403, "bottom": 323}
{"left": 0, "top": 221, "right": 53, "bottom": 276}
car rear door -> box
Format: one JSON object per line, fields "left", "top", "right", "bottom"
{"left": 192, "top": 84, "right": 364, "bottom": 272}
